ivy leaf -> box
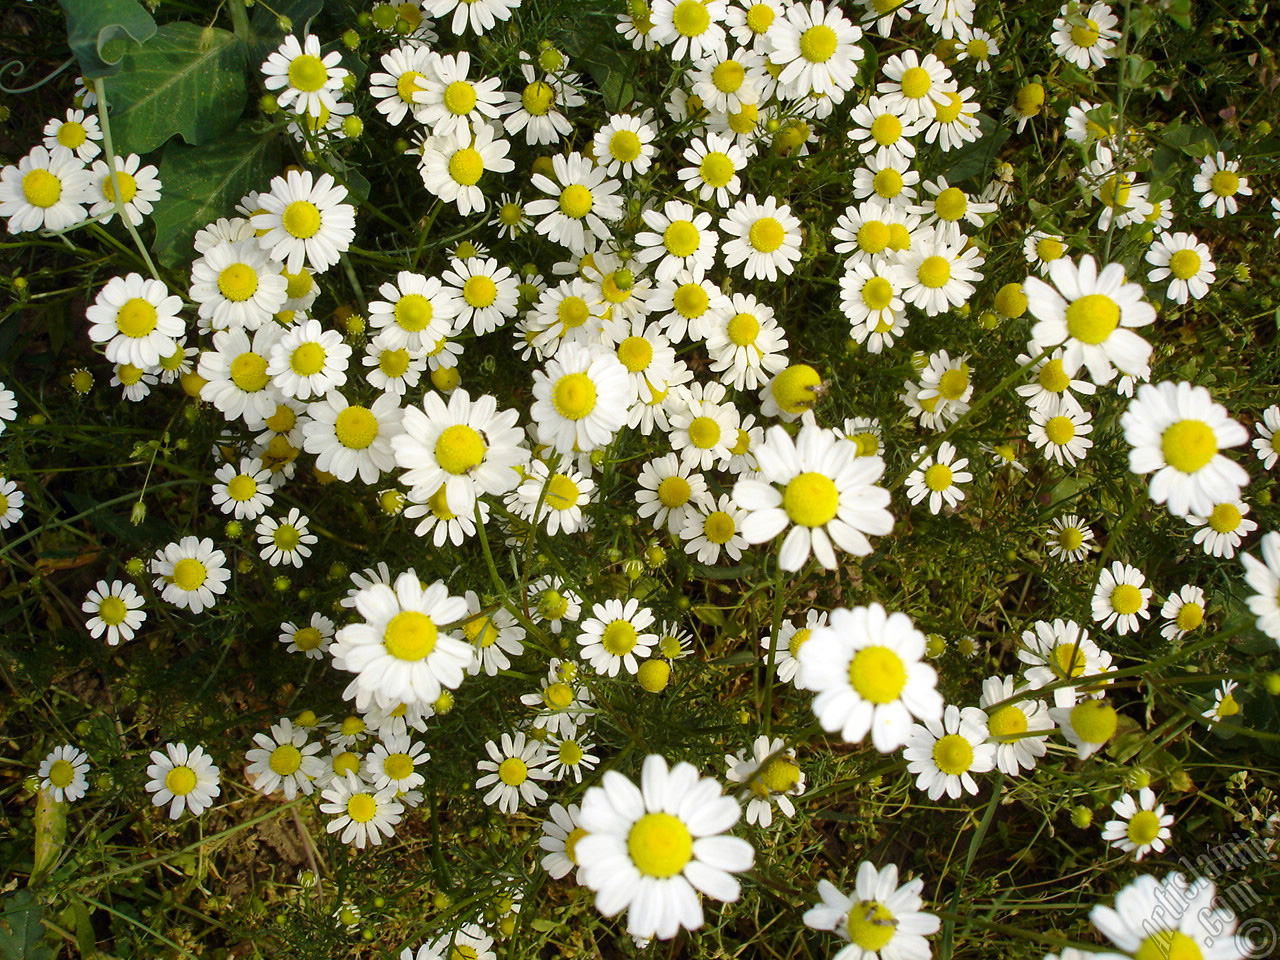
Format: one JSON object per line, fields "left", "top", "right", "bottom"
{"left": 58, "top": 0, "right": 157, "bottom": 79}
{"left": 152, "top": 129, "right": 281, "bottom": 268}
{"left": 104, "top": 22, "right": 247, "bottom": 156}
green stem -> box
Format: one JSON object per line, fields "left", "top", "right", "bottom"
{"left": 93, "top": 79, "right": 164, "bottom": 283}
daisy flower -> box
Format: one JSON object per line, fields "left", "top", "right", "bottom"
{"left": 1029, "top": 403, "right": 1095, "bottom": 466}
{"left": 423, "top": 0, "right": 520, "bottom": 35}
{"left": 1091, "top": 561, "right": 1153, "bottom": 636}
{"left": 415, "top": 51, "right": 504, "bottom": 138}
{"left": 368, "top": 43, "right": 433, "bottom": 126}
{"left": 43, "top": 108, "right": 101, "bottom": 162}
{"left": 1047, "top": 514, "right": 1096, "bottom": 562}
{"left": 393, "top": 387, "right": 526, "bottom": 515}
{"left": 848, "top": 95, "right": 924, "bottom": 164}
{"left": 146, "top": 742, "right": 220, "bottom": 819}
{"left": 904, "top": 704, "right": 996, "bottom": 800}
{"left": 1253, "top": 404, "right": 1280, "bottom": 469}
{"left": 1146, "top": 232, "right": 1215, "bottom": 304}
{"left": 0, "top": 383, "right": 14, "bottom": 433}
{"left": 302, "top": 392, "right": 405, "bottom": 485}
{"left": 635, "top": 453, "right": 711, "bottom": 535}
{"left": 256, "top": 508, "right": 316, "bottom": 568}
{"left": 1024, "top": 255, "right": 1156, "bottom": 386}
{"left": 576, "top": 754, "right": 754, "bottom": 941}
{"left": 727, "top": 0, "right": 784, "bottom": 47}
{"left": 320, "top": 772, "right": 403, "bottom": 848}
{"left": 799, "top": 603, "right": 942, "bottom": 752}
{"left": 803, "top": 863, "right": 940, "bottom": 960}
{"left": 724, "top": 736, "right": 805, "bottom": 828}
{"left": 279, "top": 612, "right": 335, "bottom": 659}
{"left": 475, "top": 732, "right": 550, "bottom": 814}
{"left": 905, "top": 441, "right": 972, "bottom": 515}
{"left": 510, "top": 459, "right": 596, "bottom": 536}
{"left": 734, "top": 421, "right": 894, "bottom": 571}
{"left": 546, "top": 732, "right": 599, "bottom": 783}
{"left": 720, "top": 194, "right": 803, "bottom": 281}
{"left": 1202, "top": 680, "right": 1241, "bottom": 724}
{"left": 189, "top": 239, "right": 288, "bottom": 332}
{"left": 38, "top": 745, "right": 90, "bottom": 803}
{"left": 1015, "top": 347, "right": 1097, "bottom": 413}
{"left": 365, "top": 733, "right": 430, "bottom": 793}
{"left": 87, "top": 154, "right": 161, "bottom": 226}
{"left": 261, "top": 33, "right": 349, "bottom": 117}
{"left": 86, "top": 273, "right": 184, "bottom": 370}
{"left": 1050, "top": 698, "right": 1119, "bottom": 760}
{"left": 877, "top": 51, "right": 955, "bottom": 123}
{"left": 246, "top": 719, "right": 325, "bottom": 800}
{"left": 363, "top": 336, "right": 426, "bottom": 396}
{"left": 762, "top": 609, "right": 829, "bottom": 687}
{"left": 150, "top": 536, "right": 230, "bottom": 615}
{"left": 1023, "top": 231, "right": 1068, "bottom": 276}
{"left": 417, "top": 123, "right": 514, "bottom": 216}
{"left": 1240, "top": 531, "right": 1280, "bottom": 645}
{"left": 521, "top": 657, "right": 593, "bottom": 735}
{"left": 1018, "top": 618, "right": 1113, "bottom": 707}
{"left": 669, "top": 382, "right": 741, "bottom": 470}
{"left": 82, "top": 579, "right": 146, "bottom": 646}
{"left": 680, "top": 494, "right": 749, "bottom": 564}
{"left": 679, "top": 133, "right": 752, "bottom": 208}
{"left": 539, "top": 802, "right": 587, "bottom": 881}
{"left": 1051, "top": 2, "right": 1120, "bottom": 70}
{"left": 1160, "top": 584, "right": 1207, "bottom": 641}
{"left": 912, "top": 177, "right": 995, "bottom": 229}
{"left": 1090, "top": 872, "right": 1250, "bottom": 960}
{"left": 501, "top": 62, "right": 584, "bottom": 145}
{"left": 1192, "top": 151, "right": 1251, "bottom": 218}
{"left": 251, "top": 170, "right": 355, "bottom": 275}
{"left": 577, "top": 598, "right": 658, "bottom": 677}
{"left": 649, "top": 0, "right": 730, "bottom": 61}
{"left": 111, "top": 363, "right": 155, "bottom": 402}
{"left": 831, "top": 198, "right": 918, "bottom": 265}
{"left": 897, "top": 226, "right": 984, "bottom": 316}
{"left": 331, "top": 570, "right": 473, "bottom": 710}
{"left": 526, "top": 152, "right": 623, "bottom": 255}
{"left": 957, "top": 27, "right": 999, "bottom": 70}
{"left": 529, "top": 576, "right": 582, "bottom": 635}
{"left": 1186, "top": 500, "right": 1256, "bottom": 558}
{"left": 851, "top": 152, "right": 920, "bottom": 204}
{"left": 0, "top": 145, "right": 92, "bottom": 233}
{"left": 769, "top": 0, "right": 865, "bottom": 98}
{"left": 459, "top": 592, "right": 524, "bottom": 677}
{"left": 402, "top": 926, "right": 496, "bottom": 960}
{"left": 1101, "top": 788, "right": 1173, "bottom": 861}
{"left": 442, "top": 255, "right": 520, "bottom": 336}
{"left": 530, "top": 342, "right": 630, "bottom": 455}
{"left": 404, "top": 485, "right": 488, "bottom": 547}
{"left": 1079, "top": 144, "right": 1153, "bottom": 230}
{"left": 978, "top": 675, "right": 1052, "bottom": 776}
{"left": 1120, "top": 380, "right": 1249, "bottom": 518}
{"left": 594, "top": 113, "right": 658, "bottom": 179}
{"left": 368, "top": 271, "right": 459, "bottom": 351}
{"left": 267, "top": 318, "right": 350, "bottom": 401}
{"left": 635, "top": 200, "right": 720, "bottom": 283}
{"left": 703, "top": 293, "right": 788, "bottom": 390}
{"left": 490, "top": 191, "right": 532, "bottom": 238}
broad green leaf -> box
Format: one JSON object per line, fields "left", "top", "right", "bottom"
{"left": 0, "top": 890, "right": 54, "bottom": 960}
{"left": 152, "top": 129, "right": 282, "bottom": 268}
{"left": 104, "top": 22, "right": 247, "bottom": 156}
{"left": 58, "top": 0, "right": 157, "bottom": 79}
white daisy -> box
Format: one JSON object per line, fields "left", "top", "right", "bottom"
{"left": 302, "top": 392, "right": 404, "bottom": 485}
{"left": 1047, "top": 514, "right": 1096, "bottom": 562}
{"left": 898, "top": 226, "right": 984, "bottom": 316}
{"left": 86, "top": 273, "right": 184, "bottom": 370}
{"left": 1049, "top": 698, "right": 1119, "bottom": 760}
{"left": 576, "top": 754, "right": 754, "bottom": 940}
{"left": 1101, "top": 789, "right": 1174, "bottom": 860}
{"left": 530, "top": 342, "right": 630, "bottom": 454}
{"left": 876, "top": 50, "right": 955, "bottom": 123}
{"left": 475, "top": 732, "right": 550, "bottom": 814}
{"left": 635, "top": 453, "right": 712, "bottom": 535}
{"left": 363, "top": 335, "right": 426, "bottom": 396}
{"left": 459, "top": 592, "right": 524, "bottom": 677}
{"left": 905, "top": 441, "right": 972, "bottom": 515}
{"left": 145, "top": 742, "right": 221, "bottom": 819}
{"left": 1187, "top": 500, "right": 1256, "bottom": 558}
{"left": 525, "top": 152, "right": 623, "bottom": 255}
{"left": 319, "top": 772, "right": 403, "bottom": 848}
{"left": 442, "top": 255, "right": 520, "bottom": 336}
{"left": 1018, "top": 618, "right": 1113, "bottom": 707}
{"left": 501, "top": 62, "right": 584, "bottom": 145}
{"left": 593, "top": 113, "right": 658, "bottom": 179}
{"left": 1192, "top": 151, "right": 1251, "bottom": 218}
{"left": 724, "top": 736, "right": 805, "bottom": 828}
{"left": 1146, "top": 232, "right": 1215, "bottom": 304}
{"left": 417, "top": 122, "right": 514, "bottom": 216}
{"left": 279, "top": 612, "right": 335, "bottom": 659}
{"left": 1202, "top": 679, "right": 1241, "bottom": 724}
{"left": 1160, "top": 584, "right": 1207, "bottom": 642}
{"left": 415, "top": 51, "right": 504, "bottom": 138}
{"left": 978, "top": 675, "right": 1052, "bottom": 776}
{"left": 703, "top": 292, "right": 789, "bottom": 390}
{"left": 0, "top": 145, "right": 92, "bottom": 233}
{"left": 1091, "top": 561, "right": 1153, "bottom": 636}
{"left": 401, "top": 925, "right": 495, "bottom": 960}
{"left": 851, "top": 152, "right": 920, "bottom": 204}
{"left": 368, "top": 43, "right": 434, "bottom": 126}
{"left": 1241, "top": 531, "right": 1280, "bottom": 645}
{"left": 904, "top": 704, "right": 997, "bottom": 800}
{"left": 251, "top": 170, "right": 355, "bottom": 275}
{"left": 528, "top": 576, "right": 583, "bottom": 636}
{"left": 43, "top": 108, "right": 101, "bottom": 162}
{"left": 246, "top": 719, "right": 325, "bottom": 800}
{"left": 1015, "top": 346, "right": 1097, "bottom": 413}
{"left": 82, "top": 579, "right": 146, "bottom": 646}
{"left": 769, "top": 0, "right": 865, "bottom": 97}
{"left": 577, "top": 598, "right": 658, "bottom": 677}
{"left": 1253, "top": 404, "right": 1280, "bottom": 469}
{"left": 260, "top": 33, "right": 349, "bottom": 117}
{"left": 38, "top": 744, "right": 90, "bottom": 803}
{"left": 365, "top": 732, "right": 430, "bottom": 793}
{"left": 803, "top": 863, "right": 941, "bottom": 960}
{"left": 266, "top": 318, "right": 350, "bottom": 400}
{"left": 719, "top": 194, "right": 803, "bottom": 282}
{"left": 1029, "top": 403, "right": 1095, "bottom": 466}
{"left": 368, "top": 271, "right": 459, "bottom": 351}
{"left": 680, "top": 494, "right": 749, "bottom": 565}
{"left": 256, "top": 508, "right": 316, "bottom": 568}
{"left": 649, "top": 0, "right": 730, "bottom": 61}
{"left": 189, "top": 239, "right": 288, "bottom": 332}
{"left": 150, "top": 536, "right": 230, "bottom": 615}
{"left": 87, "top": 153, "right": 161, "bottom": 226}
{"left": 539, "top": 802, "right": 587, "bottom": 881}
{"left": 1090, "top": 872, "right": 1250, "bottom": 960}
{"left": 1051, "top": 2, "right": 1120, "bottom": 70}
{"left": 678, "top": 133, "right": 752, "bottom": 208}
{"left": 635, "top": 199, "right": 720, "bottom": 283}
{"left": 422, "top": 0, "right": 520, "bottom": 35}
{"left": 510, "top": 458, "right": 596, "bottom": 536}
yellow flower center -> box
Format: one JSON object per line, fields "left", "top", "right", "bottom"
{"left": 858, "top": 220, "right": 890, "bottom": 254}
{"left": 48, "top": 759, "right": 76, "bottom": 788}
{"left": 287, "top": 54, "right": 329, "bottom": 92}
{"left": 1052, "top": 641, "right": 1087, "bottom": 678}
{"left": 847, "top": 900, "right": 897, "bottom": 951}
{"left": 932, "top": 733, "right": 974, "bottom": 774}
{"left": 1134, "top": 931, "right": 1203, "bottom": 960}
{"left": 728, "top": 102, "right": 759, "bottom": 134}
{"left": 22, "top": 169, "right": 61, "bottom": 207}
{"left": 564, "top": 825, "right": 588, "bottom": 864}
{"left": 900, "top": 66, "right": 931, "bottom": 99}
{"left": 848, "top": 645, "right": 908, "bottom": 707}
{"left": 333, "top": 751, "right": 361, "bottom": 776}
{"left": 924, "top": 463, "right": 953, "bottom": 491}
{"left": 727, "top": 312, "right": 760, "bottom": 345}
{"left": 498, "top": 201, "right": 524, "bottom": 226}
{"left": 748, "top": 217, "right": 785, "bottom": 252}
{"left": 987, "top": 704, "right": 1028, "bottom": 740}
{"left": 396, "top": 70, "right": 425, "bottom": 103}
{"left": 292, "top": 626, "right": 323, "bottom": 650}
{"left": 334, "top": 405, "right": 378, "bottom": 449}
{"left": 558, "top": 295, "right": 591, "bottom": 329}
{"left": 673, "top": 282, "right": 709, "bottom": 318}
{"left": 933, "top": 187, "right": 967, "bottom": 222}
{"left": 1037, "top": 358, "right": 1070, "bottom": 393}
{"left": 799, "top": 24, "right": 837, "bottom": 62}
{"left": 462, "top": 274, "right": 497, "bottom": 308}
{"left": 673, "top": 0, "right": 711, "bottom": 37}
{"left": 284, "top": 268, "right": 313, "bottom": 300}
{"left": 771, "top": 364, "right": 820, "bottom": 414}
{"left": 1210, "top": 170, "right": 1239, "bottom": 198}
{"left": 227, "top": 474, "right": 259, "bottom": 503}
{"left": 1175, "top": 600, "right": 1203, "bottom": 631}
{"left": 448, "top": 147, "right": 484, "bottom": 185}
{"left": 463, "top": 613, "right": 499, "bottom": 648}
{"left": 218, "top": 263, "right": 259, "bottom": 302}
{"left": 699, "top": 151, "right": 736, "bottom": 188}
{"left": 703, "top": 510, "right": 736, "bottom": 544}
{"left": 269, "top": 744, "right": 303, "bottom": 775}
{"left": 1036, "top": 237, "right": 1065, "bottom": 262}
{"left": 688, "top": 415, "right": 721, "bottom": 449}
{"left": 1161, "top": 419, "right": 1216, "bottom": 474}
{"left": 873, "top": 168, "right": 904, "bottom": 198}
{"left": 346, "top": 792, "right": 377, "bottom": 822}
{"left": 917, "top": 255, "right": 951, "bottom": 288}
{"left": 101, "top": 170, "right": 138, "bottom": 204}
{"left": 443, "top": 80, "right": 477, "bottom": 116}
{"left": 552, "top": 372, "right": 597, "bottom": 420}
{"left": 601, "top": 619, "right": 639, "bottom": 655}
{"left": 383, "top": 610, "right": 438, "bottom": 660}
{"left": 745, "top": 3, "right": 774, "bottom": 32}
{"left": 1014, "top": 83, "right": 1045, "bottom": 116}
{"left": 116, "top": 298, "right": 158, "bottom": 338}
{"left": 965, "top": 37, "right": 989, "bottom": 59}
{"left": 543, "top": 681, "right": 574, "bottom": 710}
{"left": 1111, "top": 583, "right": 1144, "bottom": 615}
{"left": 617, "top": 336, "right": 653, "bottom": 372}
{"left": 435, "top": 424, "right": 487, "bottom": 475}
{"left": 379, "top": 348, "right": 411, "bottom": 378}
{"left": 1217, "top": 694, "right": 1239, "bottom": 718}
{"left": 932, "top": 92, "right": 965, "bottom": 123}
{"left": 558, "top": 740, "right": 584, "bottom": 766}
{"left": 870, "top": 113, "right": 902, "bottom": 145}
{"left": 1045, "top": 416, "right": 1076, "bottom": 445}
{"left": 609, "top": 130, "right": 642, "bottom": 162}
{"left": 938, "top": 367, "right": 969, "bottom": 400}
{"left": 165, "top": 765, "right": 198, "bottom": 796}
{"left": 172, "top": 558, "right": 207, "bottom": 591}
{"left": 282, "top": 200, "right": 322, "bottom": 239}
{"left": 290, "top": 342, "right": 326, "bottom": 376}
{"left": 713, "top": 60, "right": 745, "bottom": 93}
{"left": 97, "top": 595, "right": 129, "bottom": 625}
{"left": 383, "top": 753, "right": 415, "bottom": 780}
{"left": 1070, "top": 19, "right": 1100, "bottom": 48}
{"left": 1208, "top": 502, "right": 1241, "bottom": 533}
{"left": 1168, "top": 249, "right": 1201, "bottom": 280}
{"left": 1058, "top": 527, "right": 1085, "bottom": 551}
{"left": 57, "top": 121, "right": 88, "bottom": 148}
{"left": 663, "top": 219, "right": 701, "bottom": 257}
{"left": 1064, "top": 293, "right": 1120, "bottom": 344}
{"left": 783, "top": 471, "right": 839, "bottom": 527}
{"left": 272, "top": 524, "right": 302, "bottom": 551}
{"left": 559, "top": 184, "right": 593, "bottom": 219}
{"left": 628, "top": 812, "right": 693, "bottom": 877}
{"left": 265, "top": 404, "right": 297, "bottom": 434}
{"left": 521, "top": 81, "right": 555, "bottom": 115}
{"left": 658, "top": 475, "right": 692, "bottom": 508}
